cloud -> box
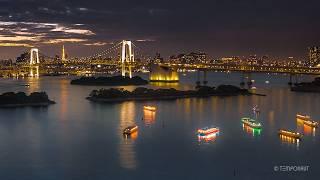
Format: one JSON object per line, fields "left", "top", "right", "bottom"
{"left": 44, "top": 38, "right": 88, "bottom": 44}
{"left": 0, "top": 21, "right": 95, "bottom": 47}
{"left": 0, "top": 35, "right": 41, "bottom": 41}
{"left": 78, "top": 8, "right": 88, "bottom": 11}
{"left": 50, "top": 26, "right": 95, "bottom": 35}
{"left": 83, "top": 42, "right": 110, "bottom": 46}
{"left": 0, "top": 21, "right": 18, "bottom": 26}
{"left": 136, "top": 39, "right": 155, "bottom": 42}
{"left": 10, "top": 31, "right": 34, "bottom": 35}
{"left": 0, "top": 43, "right": 32, "bottom": 47}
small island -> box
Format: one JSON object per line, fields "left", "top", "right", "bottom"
{"left": 70, "top": 76, "right": 149, "bottom": 86}
{"left": 0, "top": 92, "right": 55, "bottom": 107}
{"left": 87, "top": 85, "right": 250, "bottom": 103}
{"left": 291, "top": 77, "right": 320, "bottom": 93}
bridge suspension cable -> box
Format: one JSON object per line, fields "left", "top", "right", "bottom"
{"left": 131, "top": 42, "right": 152, "bottom": 60}
{"left": 72, "top": 42, "right": 123, "bottom": 61}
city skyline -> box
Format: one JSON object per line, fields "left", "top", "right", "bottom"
{"left": 0, "top": 0, "right": 320, "bottom": 59}
{"left": 0, "top": 43, "right": 317, "bottom": 62}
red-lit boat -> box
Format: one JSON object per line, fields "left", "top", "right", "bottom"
{"left": 198, "top": 131, "right": 218, "bottom": 141}
{"left": 197, "top": 127, "right": 219, "bottom": 135}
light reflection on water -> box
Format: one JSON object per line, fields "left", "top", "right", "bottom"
{"left": 118, "top": 102, "right": 137, "bottom": 170}
{"left": 303, "top": 125, "right": 316, "bottom": 137}
{"left": 279, "top": 135, "right": 300, "bottom": 150}
{"left": 0, "top": 72, "right": 319, "bottom": 179}
{"left": 59, "top": 79, "right": 69, "bottom": 120}
{"left": 297, "top": 120, "right": 317, "bottom": 137}
{"left": 242, "top": 124, "right": 262, "bottom": 137}
{"left": 143, "top": 109, "right": 156, "bottom": 126}
{"left": 26, "top": 77, "right": 40, "bottom": 93}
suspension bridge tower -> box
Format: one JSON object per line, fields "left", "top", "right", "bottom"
{"left": 30, "top": 48, "right": 40, "bottom": 65}
{"left": 29, "top": 48, "right": 40, "bottom": 77}
{"left": 121, "top": 40, "right": 135, "bottom": 78}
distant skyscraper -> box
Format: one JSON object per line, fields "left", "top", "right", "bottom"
{"left": 154, "top": 52, "right": 163, "bottom": 63}
{"left": 308, "top": 46, "right": 320, "bottom": 66}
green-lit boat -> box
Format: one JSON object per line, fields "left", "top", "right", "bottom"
{"left": 241, "top": 117, "right": 262, "bottom": 129}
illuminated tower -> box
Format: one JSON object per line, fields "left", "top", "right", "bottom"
{"left": 121, "top": 40, "right": 134, "bottom": 78}
{"left": 62, "top": 45, "right": 66, "bottom": 62}
{"left": 30, "top": 48, "right": 40, "bottom": 65}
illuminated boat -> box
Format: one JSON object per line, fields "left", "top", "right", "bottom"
{"left": 278, "top": 129, "right": 302, "bottom": 139}
{"left": 123, "top": 125, "right": 138, "bottom": 135}
{"left": 143, "top": 106, "right": 156, "bottom": 111}
{"left": 197, "top": 127, "right": 219, "bottom": 141}
{"left": 241, "top": 118, "right": 262, "bottom": 129}
{"left": 198, "top": 131, "right": 218, "bottom": 141}
{"left": 303, "top": 120, "right": 319, "bottom": 128}
{"left": 296, "top": 114, "right": 311, "bottom": 121}
{"left": 243, "top": 123, "right": 262, "bottom": 136}
{"left": 197, "top": 127, "right": 219, "bottom": 135}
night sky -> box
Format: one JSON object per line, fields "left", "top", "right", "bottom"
{"left": 0, "top": 0, "right": 320, "bottom": 59}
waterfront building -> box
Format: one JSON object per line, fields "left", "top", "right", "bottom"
{"left": 0, "top": 59, "right": 13, "bottom": 67}
{"left": 221, "top": 56, "right": 241, "bottom": 64}
{"left": 308, "top": 46, "right": 320, "bottom": 66}
{"left": 169, "top": 52, "right": 207, "bottom": 64}
{"left": 153, "top": 53, "right": 164, "bottom": 63}
{"left": 16, "top": 52, "right": 29, "bottom": 63}
{"left": 149, "top": 64, "right": 179, "bottom": 82}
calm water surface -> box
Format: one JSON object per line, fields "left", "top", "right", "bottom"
{"left": 0, "top": 72, "right": 319, "bottom": 180}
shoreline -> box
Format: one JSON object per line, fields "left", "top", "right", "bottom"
{"left": 70, "top": 75, "right": 149, "bottom": 86}
{"left": 291, "top": 77, "right": 320, "bottom": 93}
{"left": 0, "top": 92, "right": 56, "bottom": 108}
{"left": 87, "top": 92, "right": 252, "bottom": 103}
{"left": 291, "top": 86, "right": 320, "bottom": 93}
{"left": 0, "top": 101, "right": 56, "bottom": 108}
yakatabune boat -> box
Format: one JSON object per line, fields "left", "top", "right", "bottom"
{"left": 143, "top": 106, "right": 156, "bottom": 111}
{"left": 197, "top": 127, "right": 220, "bottom": 141}
{"left": 123, "top": 125, "right": 138, "bottom": 135}
{"left": 197, "top": 127, "right": 220, "bottom": 135}
{"left": 198, "top": 131, "right": 218, "bottom": 141}
{"left": 296, "top": 114, "right": 311, "bottom": 121}
{"left": 303, "top": 120, "right": 319, "bottom": 128}
{"left": 296, "top": 114, "right": 318, "bottom": 128}
{"left": 241, "top": 118, "right": 262, "bottom": 129}
{"left": 278, "top": 129, "right": 302, "bottom": 139}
